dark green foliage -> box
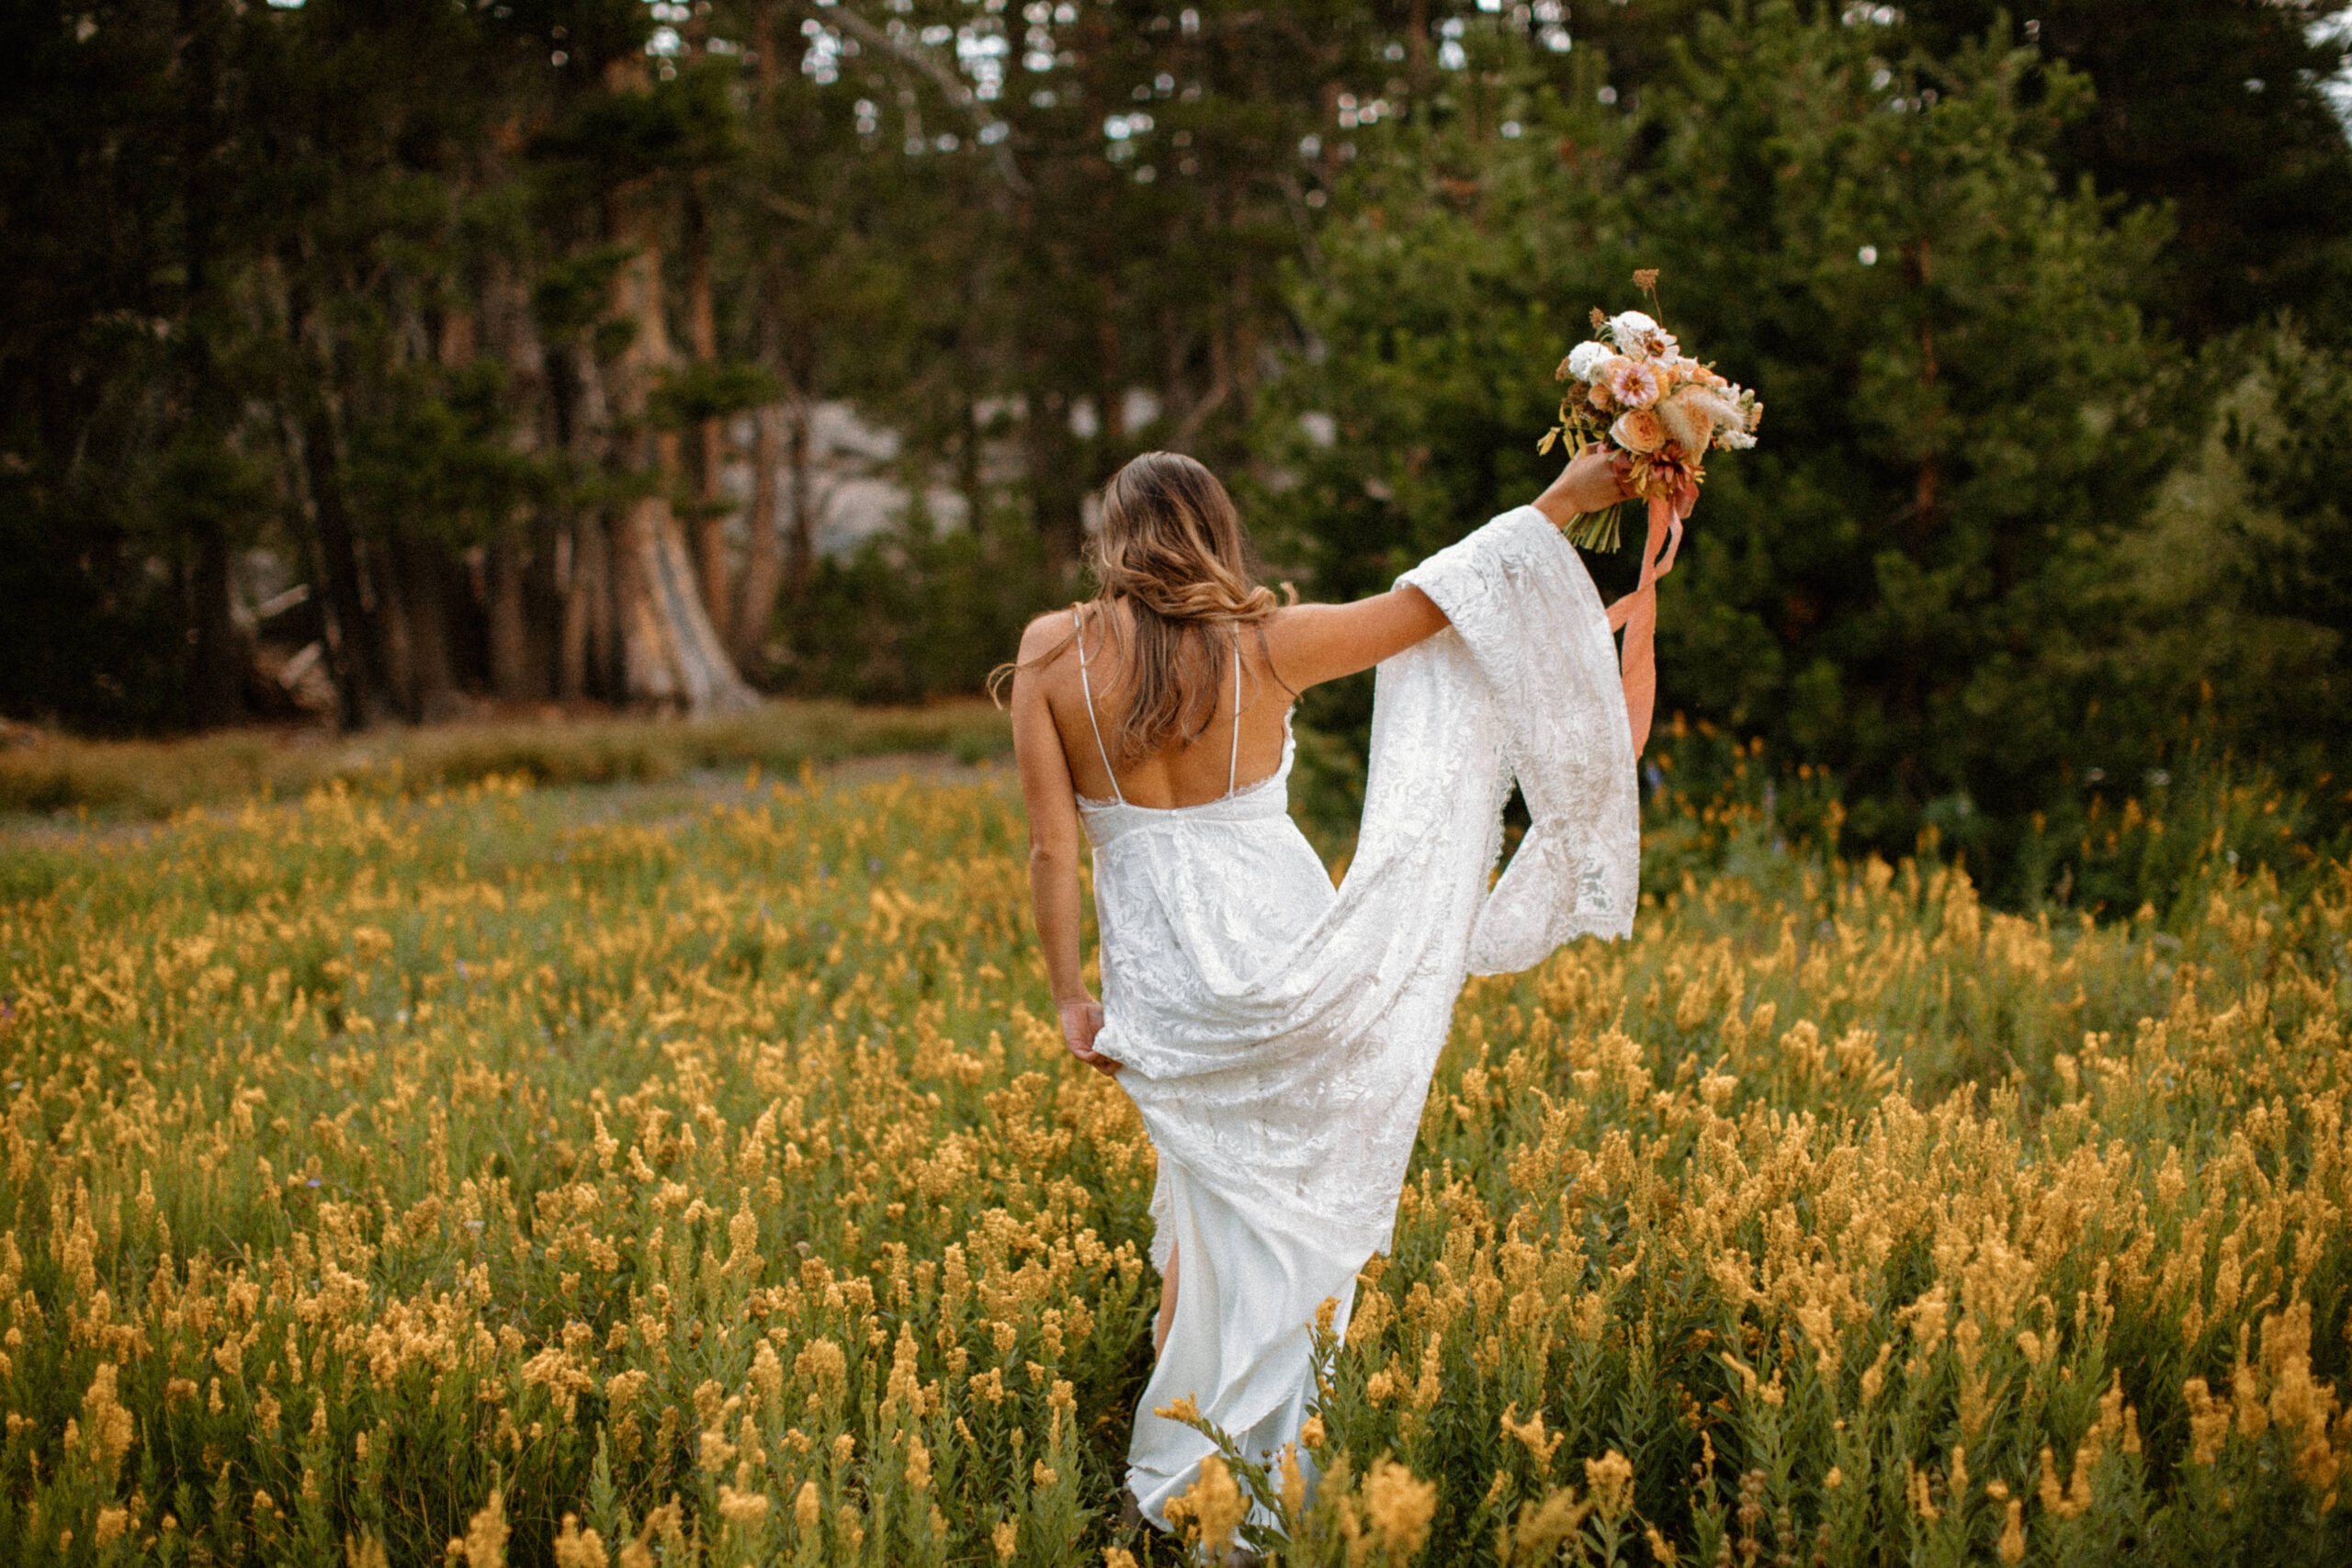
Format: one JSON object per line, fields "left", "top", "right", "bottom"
{"left": 0, "top": 0, "right": 2346, "bottom": 913}
{"left": 651, "top": 361, "right": 784, "bottom": 429}
{"left": 1903, "top": 0, "right": 2352, "bottom": 342}
{"left": 786, "top": 502, "right": 1055, "bottom": 705}
{"left": 2226, "top": 327, "right": 2352, "bottom": 642}
{"left": 1261, "top": 3, "right": 2349, "bottom": 905}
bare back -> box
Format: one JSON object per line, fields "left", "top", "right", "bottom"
{"left": 1040, "top": 600, "right": 1293, "bottom": 810}
{"left": 1014, "top": 587, "right": 1451, "bottom": 813}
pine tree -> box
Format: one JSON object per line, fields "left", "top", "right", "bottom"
{"left": 1900, "top": 1, "right": 2352, "bottom": 342}
{"left": 1270, "top": 4, "right": 2187, "bottom": 876}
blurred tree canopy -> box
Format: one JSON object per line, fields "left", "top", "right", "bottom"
{"left": 1, "top": 0, "right": 2346, "bottom": 896}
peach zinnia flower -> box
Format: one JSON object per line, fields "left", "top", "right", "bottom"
{"left": 1607, "top": 358, "right": 1662, "bottom": 409}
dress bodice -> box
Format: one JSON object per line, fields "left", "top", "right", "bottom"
{"left": 1076, "top": 723, "right": 1298, "bottom": 848}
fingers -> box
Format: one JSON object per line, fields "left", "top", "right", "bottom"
{"left": 1069, "top": 1043, "right": 1122, "bottom": 1077}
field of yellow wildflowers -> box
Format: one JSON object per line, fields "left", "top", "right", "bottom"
{"left": 2, "top": 761, "right": 2346, "bottom": 1565}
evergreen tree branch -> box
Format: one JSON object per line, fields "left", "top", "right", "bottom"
{"left": 804, "top": 2, "right": 1032, "bottom": 199}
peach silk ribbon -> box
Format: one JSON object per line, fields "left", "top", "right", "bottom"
{"left": 1601, "top": 493, "right": 1683, "bottom": 759}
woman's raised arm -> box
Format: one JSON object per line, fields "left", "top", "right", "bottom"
{"left": 1263, "top": 445, "right": 1633, "bottom": 693}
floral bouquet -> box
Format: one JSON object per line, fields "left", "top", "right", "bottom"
{"left": 1538, "top": 270, "right": 1762, "bottom": 551}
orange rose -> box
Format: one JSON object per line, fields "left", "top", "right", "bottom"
{"left": 1611, "top": 408, "right": 1665, "bottom": 454}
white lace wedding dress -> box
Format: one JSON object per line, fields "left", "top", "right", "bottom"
{"left": 1077, "top": 505, "right": 1641, "bottom": 1526}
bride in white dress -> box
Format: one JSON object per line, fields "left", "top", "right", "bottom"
{"left": 1002, "top": 446, "right": 1673, "bottom": 1540}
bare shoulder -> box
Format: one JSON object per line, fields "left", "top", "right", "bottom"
{"left": 1018, "top": 609, "right": 1078, "bottom": 666}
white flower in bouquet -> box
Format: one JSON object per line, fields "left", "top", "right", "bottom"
{"left": 1607, "top": 310, "right": 1679, "bottom": 361}
{"left": 1564, "top": 341, "right": 1612, "bottom": 383}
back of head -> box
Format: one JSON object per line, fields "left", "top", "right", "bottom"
{"left": 1090, "top": 452, "right": 1284, "bottom": 764}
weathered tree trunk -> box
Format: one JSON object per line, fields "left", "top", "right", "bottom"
{"left": 372, "top": 537, "right": 415, "bottom": 711}
{"left": 525, "top": 513, "right": 565, "bottom": 701}
{"left": 1912, "top": 237, "right": 1941, "bottom": 546}
{"left": 616, "top": 494, "right": 754, "bottom": 712}
{"left": 1026, "top": 391, "right": 1088, "bottom": 569}
{"left": 605, "top": 184, "right": 755, "bottom": 714}
{"left": 556, "top": 342, "right": 619, "bottom": 703}
{"left": 560, "top": 513, "right": 617, "bottom": 703}
{"left": 178, "top": 0, "right": 243, "bottom": 728}
{"left": 489, "top": 522, "right": 534, "bottom": 702}
{"left": 786, "top": 398, "right": 816, "bottom": 599}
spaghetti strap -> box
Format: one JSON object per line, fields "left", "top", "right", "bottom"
{"left": 1073, "top": 605, "right": 1125, "bottom": 805}
{"left": 1226, "top": 637, "right": 1241, "bottom": 799}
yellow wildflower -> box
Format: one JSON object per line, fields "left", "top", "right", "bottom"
{"left": 1165, "top": 1454, "right": 1248, "bottom": 1555}
{"left": 460, "top": 1489, "right": 508, "bottom": 1568}
{"left": 552, "top": 1517, "right": 607, "bottom": 1568}
{"left": 1364, "top": 1457, "right": 1437, "bottom": 1559}
{"left": 1584, "top": 1450, "right": 1635, "bottom": 1523}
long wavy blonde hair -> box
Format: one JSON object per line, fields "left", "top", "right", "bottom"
{"left": 993, "top": 451, "right": 1291, "bottom": 765}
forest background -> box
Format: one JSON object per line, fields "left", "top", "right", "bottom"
{"left": 5, "top": 0, "right": 2352, "bottom": 905}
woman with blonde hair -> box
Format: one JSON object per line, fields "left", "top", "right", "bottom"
{"left": 1004, "top": 445, "right": 1677, "bottom": 1542}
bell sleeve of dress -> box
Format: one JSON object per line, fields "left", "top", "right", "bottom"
{"left": 1396, "top": 504, "right": 1640, "bottom": 973}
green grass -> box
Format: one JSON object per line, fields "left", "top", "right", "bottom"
{"left": 0, "top": 700, "right": 1013, "bottom": 820}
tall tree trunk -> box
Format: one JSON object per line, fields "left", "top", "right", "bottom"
{"left": 1026, "top": 391, "right": 1087, "bottom": 570}
{"left": 605, "top": 183, "right": 755, "bottom": 714}
{"left": 557, "top": 342, "right": 619, "bottom": 703}
{"left": 1099, "top": 299, "right": 1125, "bottom": 450}
{"left": 388, "top": 525, "right": 460, "bottom": 721}
{"left": 560, "top": 513, "right": 617, "bottom": 703}
{"left": 188, "top": 518, "right": 243, "bottom": 729}
{"left": 525, "top": 513, "right": 564, "bottom": 702}
{"left": 489, "top": 521, "right": 533, "bottom": 702}
{"left": 372, "top": 536, "right": 415, "bottom": 715}
{"left": 684, "top": 187, "right": 733, "bottom": 641}
{"left": 1912, "top": 237, "right": 1940, "bottom": 546}
{"left": 731, "top": 401, "right": 785, "bottom": 674}
{"left": 294, "top": 396, "right": 395, "bottom": 728}
{"left": 179, "top": 0, "right": 243, "bottom": 728}
{"left": 486, "top": 258, "right": 547, "bottom": 702}
{"left": 786, "top": 399, "right": 816, "bottom": 600}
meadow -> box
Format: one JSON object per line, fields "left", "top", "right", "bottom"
{"left": 0, "top": 702, "right": 1014, "bottom": 820}
{"left": 0, "top": 743, "right": 2346, "bottom": 1565}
